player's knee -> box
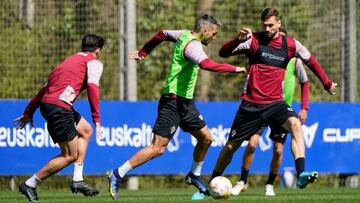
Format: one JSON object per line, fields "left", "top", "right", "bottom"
{"left": 290, "top": 118, "right": 301, "bottom": 131}
{"left": 65, "top": 151, "right": 78, "bottom": 163}
{"left": 201, "top": 136, "right": 213, "bottom": 145}
{"left": 274, "top": 147, "right": 283, "bottom": 157}
{"left": 82, "top": 124, "right": 93, "bottom": 138}
{"left": 152, "top": 145, "right": 167, "bottom": 157}
{"left": 248, "top": 143, "right": 257, "bottom": 153}
{"left": 85, "top": 125, "right": 93, "bottom": 137}
{"left": 224, "top": 143, "right": 238, "bottom": 153}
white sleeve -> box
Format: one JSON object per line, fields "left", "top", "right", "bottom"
{"left": 294, "top": 39, "right": 311, "bottom": 61}
{"left": 184, "top": 40, "right": 208, "bottom": 64}
{"left": 295, "top": 58, "right": 309, "bottom": 83}
{"left": 162, "top": 30, "right": 187, "bottom": 41}
{"left": 87, "top": 60, "right": 103, "bottom": 86}
{"left": 232, "top": 38, "right": 252, "bottom": 54}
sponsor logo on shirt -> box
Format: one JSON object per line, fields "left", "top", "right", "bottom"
{"left": 261, "top": 52, "right": 285, "bottom": 61}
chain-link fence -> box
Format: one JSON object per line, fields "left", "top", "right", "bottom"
{"left": 0, "top": 0, "right": 358, "bottom": 102}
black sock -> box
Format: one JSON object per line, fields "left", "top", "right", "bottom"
{"left": 240, "top": 167, "right": 249, "bottom": 184}
{"left": 295, "top": 157, "right": 305, "bottom": 177}
{"left": 113, "top": 168, "right": 121, "bottom": 180}
{"left": 210, "top": 170, "right": 222, "bottom": 181}
{"left": 265, "top": 173, "right": 277, "bottom": 185}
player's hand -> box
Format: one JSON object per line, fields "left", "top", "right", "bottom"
{"left": 95, "top": 122, "right": 103, "bottom": 138}
{"left": 236, "top": 67, "right": 247, "bottom": 74}
{"left": 14, "top": 115, "right": 33, "bottom": 130}
{"left": 238, "top": 28, "right": 252, "bottom": 41}
{"left": 298, "top": 109, "right": 308, "bottom": 125}
{"left": 129, "top": 50, "right": 145, "bottom": 61}
{"left": 327, "top": 82, "right": 337, "bottom": 95}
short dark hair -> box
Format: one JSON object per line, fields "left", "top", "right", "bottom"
{"left": 81, "top": 34, "right": 105, "bottom": 52}
{"left": 261, "top": 8, "right": 280, "bottom": 21}
{"left": 195, "top": 14, "right": 221, "bottom": 31}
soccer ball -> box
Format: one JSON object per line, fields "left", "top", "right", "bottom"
{"left": 209, "top": 176, "right": 232, "bottom": 199}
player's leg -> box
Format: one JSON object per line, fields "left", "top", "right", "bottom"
{"left": 179, "top": 100, "right": 211, "bottom": 194}
{"left": 265, "top": 139, "right": 284, "bottom": 196}
{"left": 107, "top": 95, "right": 177, "bottom": 200}
{"left": 231, "top": 132, "right": 261, "bottom": 196}
{"left": 282, "top": 116, "right": 318, "bottom": 188}
{"left": 71, "top": 115, "right": 99, "bottom": 196}
{"left": 211, "top": 101, "right": 264, "bottom": 181}
{"left": 20, "top": 137, "right": 79, "bottom": 202}
{"left": 270, "top": 102, "right": 317, "bottom": 189}
{"left": 19, "top": 103, "right": 80, "bottom": 202}
{"left": 186, "top": 125, "right": 212, "bottom": 194}
{"left": 211, "top": 140, "right": 242, "bottom": 179}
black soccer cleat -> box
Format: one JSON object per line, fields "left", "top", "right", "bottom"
{"left": 185, "top": 172, "right": 209, "bottom": 195}
{"left": 71, "top": 181, "right": 99, "bottom": 197}
{"left": 19, "top": 182, "right": 39, "bottom": 202}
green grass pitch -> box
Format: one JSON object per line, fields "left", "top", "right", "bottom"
{"left": 1, "top": 187, "right": 359, "bottom": 203}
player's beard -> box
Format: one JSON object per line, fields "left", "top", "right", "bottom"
{"left": 266, "top": 30, "right": 278, "bottom": 39}
{"left": 201, "top": 40, "right": 209, "bottom": 46}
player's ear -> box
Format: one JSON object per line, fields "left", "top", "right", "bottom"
{"left": 94, "top": 48, "right": 101, "bottom": 58}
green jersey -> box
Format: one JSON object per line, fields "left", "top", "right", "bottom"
{"left": 283, "top": 58, "right": 296, "bottom": 105}
{"left": 162, "top": 31, "right": 199, "bottom": 99}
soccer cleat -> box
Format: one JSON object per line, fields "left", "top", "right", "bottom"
{"left": 71, "top": 180, "right": 99, "bottom": 197}
{"left": 231, "top": 180, "right": 248, "bottom": 196}
{"left": 191, "top": 191, "right": 206, "bottom": 200}
{"left": 296, "top": 171, "right": 318, "bottom": 189}
{"left": 19, "top": 182, "right": 39, "bottom": 202}
{"left": 106, "top": 170, "right": 121, "bottom": 200}
{"left": 265, "top": 184, "right": 275, "bottom": 196}
{"left": 185, "top": 172, "right": 209, "bottom": 195}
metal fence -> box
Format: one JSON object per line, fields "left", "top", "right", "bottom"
{"left": 0, "top": 0, "right": 358, "bottom": 101}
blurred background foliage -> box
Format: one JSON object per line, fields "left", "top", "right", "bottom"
{"left": 0, "top": 0, "right": 358, "bottom": 101}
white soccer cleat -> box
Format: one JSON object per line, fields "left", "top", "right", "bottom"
{"left": 231, "top": 180, "right": 247, "bottom": 196}
{"left": 265, "top": 184, "right": 275, "bottom": 196}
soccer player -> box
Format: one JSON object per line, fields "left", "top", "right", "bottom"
{"left": 14, "top": 34, "right": 105, "bottom": 202}
{"left": 106, "top": 14, "right": 246, "bottom": 200}
{"left": 231, "top": 29, "right": 311, "bottom": 197}
{"left": 192, "top": 7, "right": 337, "bottom": 200}
{"left": 232, "top": 28, "right": 310, "bottom": 196}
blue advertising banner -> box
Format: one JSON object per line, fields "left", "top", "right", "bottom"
{"left": 0, "top": 100, "right": 359, "bottom": 175}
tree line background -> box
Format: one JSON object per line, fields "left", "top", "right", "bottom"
{"left": 0, "top": 0, "right": 358, "bottom": 102}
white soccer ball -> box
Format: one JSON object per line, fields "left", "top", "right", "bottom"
{"left": 282, "top": 170, "right": 296, "bottom": 188}
{"left": 209, "top": 176, "right": 232, "bottom": 199}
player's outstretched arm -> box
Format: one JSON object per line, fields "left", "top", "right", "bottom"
{"left": 295, "top": 40, "right": 337, "bottom": 95}
{"left": 15, "top": 84, "right": 47, "bottom": 129}
{"left": 14, "top": 115, "right": 33, "bottom": 130}
{"left": 219, "top": 28, "right": 252, "bottom": 58}
{"left": 129, "top": 30, "right": 184, "bottom": 61}
{"left": 327, "top": 82, "right": 337, "bottom": 95}
{"left": 129, "top": 50, "right": 145, "bottom": 61}
{"left": 199, "top": 59, "right": 247, "bottom": 74}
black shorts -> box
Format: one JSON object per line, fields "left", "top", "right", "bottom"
{"left": 152, "top": 95, "right": 206, "bottom": 138}
{"left": 229, "top": 100, "right": 297, "bottom": 142}
{"left": 40, "top": 103, "right": 81, "bottom": 144}
{"left": 256, "top": 124, "right": 288, "bottom": 144}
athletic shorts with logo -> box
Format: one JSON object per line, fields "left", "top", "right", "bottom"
{"left": 229, "top": 100, "right": 297, "bottom": 142}
{"left": 256, "top": 124, "right": 288, "bottom": 144}
{"left": 40, "top": 103, "right": 81, "bottom": 143}
{"left": 152, "top": 95, "right": 206, "bottom": 138}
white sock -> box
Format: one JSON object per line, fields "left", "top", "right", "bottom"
{"left": 73, "top": 163, "right": 84, "bottom": 181}
{"left": 191, "top": 161, "right": 204, "bottom": 176}
{"left": 117, "top": 161, "right": 133, "bottom": 178}
{"left": 25, "top": 174, "right": 42, "bottom": 188}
